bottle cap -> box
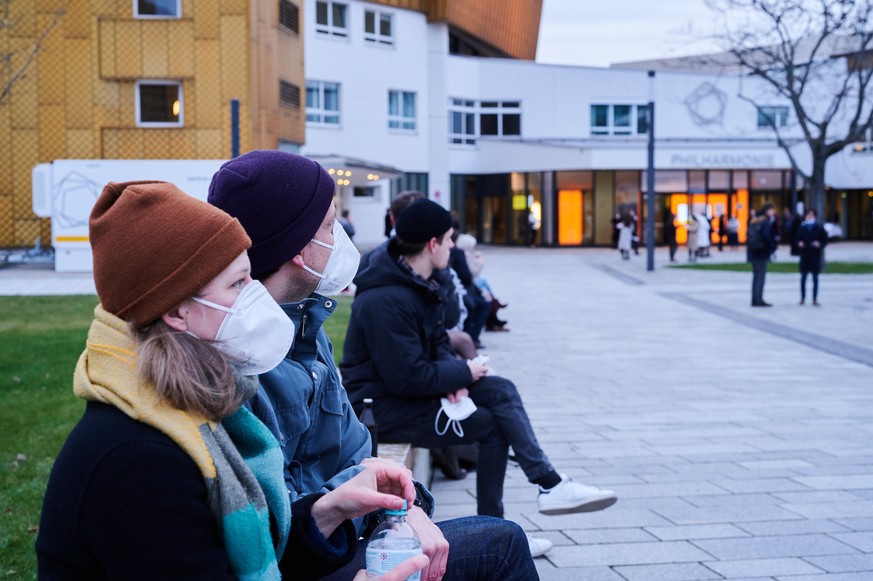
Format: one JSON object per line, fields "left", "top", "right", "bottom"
{"left": 384, "top": 499, "right": 407, "bottom": 516}
{"left": 363, "top": 398, "right": 373, "bottom": 404}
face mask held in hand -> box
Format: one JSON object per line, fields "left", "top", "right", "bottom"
{"left": 191, "top": 280, "right": 295, "bottom": 376}
{"left": 434, "top": 396, "right": 478, "bottom": 437}
{"left": 302, "top": 220, "right": 361, "bottom": 296}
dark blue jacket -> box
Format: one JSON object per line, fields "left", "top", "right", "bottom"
{"left": 340, "top": 240, "right": 473, "bottom": 432}
{"left": 748, "top": 217, "right": 777, "bottom": 261}
{"left": 796, "top": 221, "right": 828, "bottom": 272}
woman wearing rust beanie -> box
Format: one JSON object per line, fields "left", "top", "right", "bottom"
{"left": 36, "top": 181, "right": 427, "bottom": 580}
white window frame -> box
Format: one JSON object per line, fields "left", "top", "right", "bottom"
{"left": 449, "top": 98, "right": 477, "bottom": 145}
{"left": 757, "top": 105, "right": 789, "bottom": 129}
{"left": 364, "top": 9, "right": 393, "bottom": 45}
{"left": 315, "top": 0, "right": 348, "bottom": 37}
{"left": 135, "top": 80, "right": 184, "bottom": 127}
{"left": 590, "top": 103, "right": 647, "bottom": 136}
{"left": 306, "top": 80, "right": 341, "bottom": 126}
{"left": 133, "top": 0, "right": 181, "bottom": 19}
{"left": 388, "top": 90, "right": 415, "bottom": 132}
{"left": 479, "top": 100, "right": 522, "bottom": 137}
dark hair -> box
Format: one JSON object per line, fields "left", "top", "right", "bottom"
{"left": 390, "top": 191, "right": 424, "bottom": 220}
{"left": 341, "top": 209, "right": 350, "bottom": 219}
{"left": 760, "top": 202, "right": 774, "bottom": 213}
{"left": 806, "top": 208, "right": 817, "bottom": 217}
{"left": 394, "top": 230, "right": 451, "bottom": 257}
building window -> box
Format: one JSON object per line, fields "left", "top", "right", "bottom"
{"left": 364, "top": 10, "right": 393, "bottom": 45}
{"left": 388, "top": 90, "right": 415, "bottom": 131}
{"left": 480, "top": 101, "right": 521, "bottom": 136}
{"left": 134, "top": 0, "right": 180, "bottom": 18}
{"left": 136, "top": 80, "right": 183, "bottom": 126}
{"left": 280, "top": 81, "right": 300, "bottom": 108}
{"left": 449, "top": 99, "right": 477, "bottom": 145}
{"left": 757, "top": 106, "right": 789, "bottom": 128}
{"left": 306, "top": 81, "right": 340, "bottom": 125}
{"left": 279, "top": 0, "right": 299, "bottom": 33}
{"left": 354, "top": 186, "right": 377, "bottom": 198}
{"left": 315, "top": 1, "right": 347, "bottom": 37}
{"left": 590, "top": 104, "right": 647, "bottom": 136}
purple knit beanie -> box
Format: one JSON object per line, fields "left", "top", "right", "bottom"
{"left": 207, "top": 150, "right": 335, "bottom": 278}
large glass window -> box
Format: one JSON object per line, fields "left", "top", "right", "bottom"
{"left": 388, "top": 90, "right": 415, "bottom": 131}
{"left": 449, "top": 98, "right": 476, "bottom": 145}
{"left": 135, "top": 80, "right": 183, "bottom": 126}
{"left": 315, "top": 1, "right": 347, "bottom": 37}
{"left": 135, "top": 0, "right": 180, "bottom": 18}
{"left": 591, "top": 104, "right": 647, "bottom": 136}
{"left": 757, "top": 106, "right": 789, "bottom": 128}
{"left": 306, "top": 81, "right": 340, "bottom": 125}
{"left": 364, "top": 9, "right": 393, "bottom": 45}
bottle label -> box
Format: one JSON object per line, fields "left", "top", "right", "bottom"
{"left": 365, "top": 547, "right": 422, "bottom": 580}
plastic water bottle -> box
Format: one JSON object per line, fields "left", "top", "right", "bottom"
{"left": 365, "top": 500, "right": 422, "bottom": 580}
{"left": 359, "top": 398, "right": 379, "bottom": 457}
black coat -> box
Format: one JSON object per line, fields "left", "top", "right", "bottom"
{"left": 340, "top": 240, "right": 473, "bottom": 432}
{"left": 37, "top": 402, "right": 355, "bottom": 580}
{"left": 796, "top": 221, "right": 828, "bottom": 273}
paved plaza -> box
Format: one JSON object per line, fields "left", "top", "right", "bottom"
{"left": 426, "top": 242, "right": 873, "bottom": 580}
{"left": 2, "top": 242, "right": 872, "bottom": 580}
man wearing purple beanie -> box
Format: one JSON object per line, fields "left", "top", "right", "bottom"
{"left": 209, "top": 151, "right": 539, "bottom": 581}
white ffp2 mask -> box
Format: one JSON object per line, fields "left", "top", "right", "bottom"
{"left": 302, "top": 220, "right": 361, "bottom": 296}
{"left": 191, "top": 280, "right": 294, "bottom": 376}
{"left": 434, "top": 396, "right": 478, "bottom": 437}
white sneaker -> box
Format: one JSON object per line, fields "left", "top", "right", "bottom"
{"left": 537, "top": 474, "right": 617, "bottom": 516}
{"left": 526, "top": 534, "right": 553, "bottom": 558}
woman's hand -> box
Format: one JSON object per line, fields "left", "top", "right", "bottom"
{"left": 309, "top": 459, "right": 417, "bottom": 537}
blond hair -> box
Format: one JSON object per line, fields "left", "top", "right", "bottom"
{"left": 133, "top": 320, "right": 244, "bottom": 421}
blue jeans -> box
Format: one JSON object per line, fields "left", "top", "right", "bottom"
{"left": 322, "top": 516, "right": 539, "bottom": 580}
{"left": 380, "top": 376, "right": 555, "bottom": 518}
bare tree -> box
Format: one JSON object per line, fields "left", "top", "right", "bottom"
{"left": 0, "top": 1, "right": 65, "bottom": 106}
{"left": 706, "top": 0, "right": 873, "bottom": 217}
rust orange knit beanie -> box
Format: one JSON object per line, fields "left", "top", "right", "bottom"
{"left": 90, "top": 181, "right": 251, "bottom": 325}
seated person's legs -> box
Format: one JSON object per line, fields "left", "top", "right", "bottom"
{"left": 322, "top": 516, "right": 538, "bottom": 581}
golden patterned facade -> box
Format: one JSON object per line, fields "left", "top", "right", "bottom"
{"left": 0, "top": 0, "right": 304, "bottom": 247}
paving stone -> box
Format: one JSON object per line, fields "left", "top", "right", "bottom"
{"left": 547, "top": 540, "right": 712, "bottom": 567}
{"left": 645, "top": 524, "right": 750, "bottom": 541}
{"left": 704, "top": 557, "right": 825, "bottom": 577}
{"left": 803, "top": 553, "right": 873, "bottom": 573}
{"left": 691, "top": 534, "right": 858, "bottom": 560}
{"left": 829, "top": 532, "right": 873, "bottom": 552}
{"left": 562, "top": 527, "right": 658, "bottom": 545}
{"left": 737, "top": 519, "right": 849, "bottom": 536}
{"left": 534, "top": 562, "right": 624, "bottom": 581}
{"left": 613, "top": 562, "right": 723, "bottom": 581}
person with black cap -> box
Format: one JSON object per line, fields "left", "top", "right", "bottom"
{"left": 209, "top": 151, "right": 539, "bottom": 581}
{"left": 340, "top": 199, "right": 619, "bottom": 559}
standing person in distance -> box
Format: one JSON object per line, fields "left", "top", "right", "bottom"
{"left": 748, "top": 202, "right": 778, "bottom": 307}
{"left": 796, "top": 208, "right": 828, "bottom": 306}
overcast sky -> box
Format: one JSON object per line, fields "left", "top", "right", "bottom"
{"left": 536, "top": 0, "right": 723, "bottom": 68}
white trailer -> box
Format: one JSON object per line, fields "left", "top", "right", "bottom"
{"left": 32, "top": 159, "right": 226, "bottom": 273}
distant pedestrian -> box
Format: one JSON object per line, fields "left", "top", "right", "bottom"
{"left": 796, "top": 208, "right": 828, "bottom": 306}
{"left": 717, "top": 214, "right": 727, "bottom": 251}
{"left": 384, "top": 208, "right": 393, "bottom": 238}
{"left": 665, "top": 211, "right": 678, "bottom": 262}
{"left": 339, "top": 209, "right": 356, "bottom": 241}
{"left": 696, "top": 214, "right": 711, "bottom": 258}
{"left": 727, "top": 215, "right": 740, "bottom": 249}
{"left": 612, "top": 212, "right": 621, "bottom": 249}
{"left": 630, "top": 210, "right": 640, "bottom": 255}
{"left": 748, "top": 202, "right": 778, "bottom": 307}
{"left": 616, "top": 215, "right": 634, "bottom": 260}
{"left": 685, "top": 217, "right": 699, "bottom": 262}
{"left": 527, "top": 209, "right": 540, "bottom": 248}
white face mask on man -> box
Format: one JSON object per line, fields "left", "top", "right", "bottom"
{"left": 302, "top": 219, "right": 361, "bottom": 296}
{"left": 191, "top": 280, "right": 295, "bottom": 376}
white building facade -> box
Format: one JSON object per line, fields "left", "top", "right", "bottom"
{"left": 302, "top": 0, "right": 873, "bottom": 247}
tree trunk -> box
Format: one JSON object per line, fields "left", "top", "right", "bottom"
{"left": 808, "top": 153, "right": 828, "bottom": 220}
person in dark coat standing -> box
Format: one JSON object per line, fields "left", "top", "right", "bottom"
{"left": 748, "top": 202, "right": 778, "bottom": 307}
{"left": 796, "top": 208, "right": 828, "bottom": 306}
{"left": 665, "top": 211, "right": 678, "bottom": 262}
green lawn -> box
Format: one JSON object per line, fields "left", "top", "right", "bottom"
{"left": 670, "top": 261, "right": 873, "bottom": 274}
{"left": 0, "top": 294, "right": 352, "bottom": 578}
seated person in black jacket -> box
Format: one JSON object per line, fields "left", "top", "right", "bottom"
{"left": 36, "top": 182, "right": 429, "bottom": 580}
{"left": 340, "top": 199, "right": 619, "bottom": 559}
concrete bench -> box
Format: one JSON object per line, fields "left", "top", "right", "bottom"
{"left": 378, "top": 443, "right": 432, "bottom": 487}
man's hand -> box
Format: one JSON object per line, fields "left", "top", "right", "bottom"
{"left": 352, "top": 555, "right": 429, "bottom": 581}
{"left": 310, "top": 461, "right": 416, "bottom": 538}
{"left": 445, "top": 388, "right": 469, "bottom": 403}
{"left": 406, "top": 505, "right": 449, "bottom": 581}
{"left": 466, "top": 359, "right": 488, "bottom": 382}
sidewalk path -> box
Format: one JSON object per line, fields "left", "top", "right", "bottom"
{"left": 3, "top": 243, "right": 872, "bottom": 579}
{"left": 429, "top": 242, "right": 873, "bottom": 580}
